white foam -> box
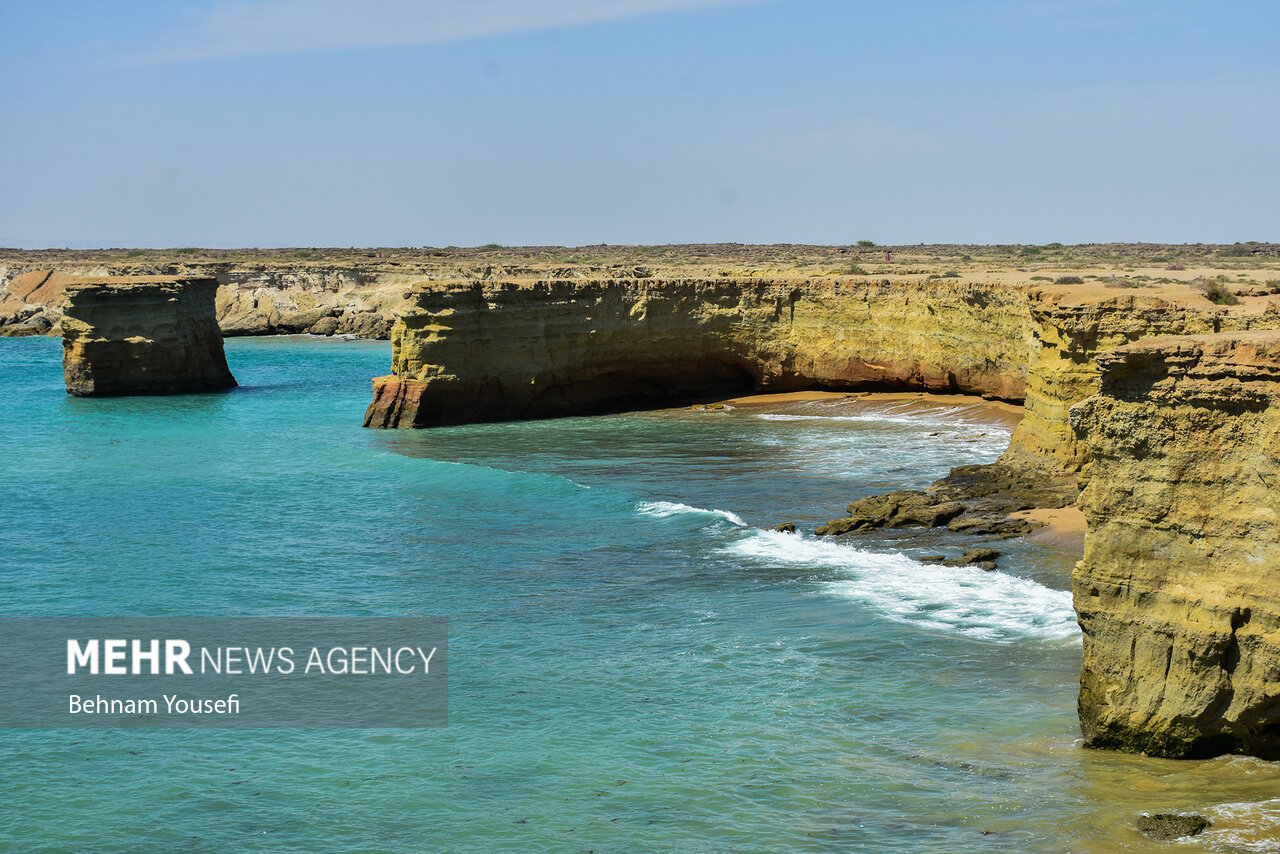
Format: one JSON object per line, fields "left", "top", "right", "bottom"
{"left": 634, "top": 500, "right": 748, "bottom": 528}
{"left": 757, "top": 409, "right": 962, "bottom": 423}
{"left": 751, "top": 412, "right": 1012, "bottom": 456}
{"left": 1198, "top": 797, "right": 1280, "bottom": 852}
{"left": 724, "top": 529, "right": 1080, "bottom": 644}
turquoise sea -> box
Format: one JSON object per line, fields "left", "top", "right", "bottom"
{"left": 3, "top": 335, "right": 1279, "bottom": 853}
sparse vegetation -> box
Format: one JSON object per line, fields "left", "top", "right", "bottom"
{"left": 1030, "top": 275, "right": 1052, "bottom": 281}
{"left": 1220, "top": 244, "right": 1256, "bottom": 258}
{"left": 846, "top": 264, "right": 870, "bottom": 275}
{"left": 1055, "top": 276, "right": 1084, "bottom": 285}
{"left": 1201, "top": 277, "right": 1240, "bottom": 305}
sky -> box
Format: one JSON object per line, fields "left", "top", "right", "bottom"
{"left": 0, "top": 0, "right": 1276, "bottom": 248}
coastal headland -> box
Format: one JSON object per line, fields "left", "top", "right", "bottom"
{"left": 7, "top": 241, "right": 1280, "bottom": 759}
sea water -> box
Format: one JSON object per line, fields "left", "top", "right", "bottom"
{"left": 2, "top": 335, "right": 1279, "bottom": 853}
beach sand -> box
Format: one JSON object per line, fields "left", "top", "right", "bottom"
{"left": 1015, "top": 507, "right": 1087, "bottom": 554}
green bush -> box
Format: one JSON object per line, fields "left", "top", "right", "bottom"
{"left": 1202, "top": 279, "right": 1240, "bottom": 305}
{"left": 1055, "top": 275, "right": 1084, "bottom": 285}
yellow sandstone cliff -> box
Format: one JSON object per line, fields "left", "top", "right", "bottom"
{"left": 364, "top": 277, "right": 1031, "bottom": 427}
{"left": 61, "top": 276, "right": 237, "bottom": 396}
{"left": 1071, "top": 332, "right": 1280, "bottom": 759}
{"left": 999, "top": 293, "right": 1260, "bottom": 474}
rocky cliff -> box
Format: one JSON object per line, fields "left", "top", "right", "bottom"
{"left": 363, "top": 277, "right": 1031, "bottom": 427}
{"left": 61, "top": 276, "right": 237, "bottom": 396}
{"left": 999, "top": 293, "right": 1256, "bottom": 475}
{"left": 1071, "top": 332, "right": 1280, "bottom": 759}
{"left": 1, "top": 260, "right": 416, "bottom": 339}
{"left": 363, "top": 275, "right": 1276, "bottom": 472}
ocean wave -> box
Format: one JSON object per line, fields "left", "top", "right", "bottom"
{"left": 634, "top": 500, "right": 747, "bottom": 528}
{"left": 1198, "top": 797, "right": 1280, "bottom": 852}
{"left": 723, "top": 529, "right": 1079, "bottom": 644}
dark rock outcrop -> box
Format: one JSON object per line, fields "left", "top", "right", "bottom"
{"left": 1135, "top": 813, "right": 1210, "bottom": 841}
{"left": 815, "top": 463, "right": 1077, "bottom": 539}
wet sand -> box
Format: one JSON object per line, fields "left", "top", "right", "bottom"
{"left": 1016, "top": 507, "right": 1087, "bottom": 554}
{"left": 710, "top": 389, "right": 1024, "bottom": 431}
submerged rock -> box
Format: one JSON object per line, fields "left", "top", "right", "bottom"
{"left": 1135, "top": 813, "right": 1210, "bottom": 841}
{"left": 61, "top": 276, "right": 237, "bottom": 397}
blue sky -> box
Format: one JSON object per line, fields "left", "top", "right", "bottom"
{"left": 1, "top": 0, "right": 1276, "bottom": 248}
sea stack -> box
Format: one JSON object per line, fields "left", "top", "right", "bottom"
{"left": 61, "top": 275, "right": 237, "bottom": 396}
{"left": 1071, "top": 331, "right": 1280, "bottom": 758}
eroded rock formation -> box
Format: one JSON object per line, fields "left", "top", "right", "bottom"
{"left": 1000, "top": 293, "right": 1247, "bottom": 475}
{"left": 364, "top": 278, "right": 1030, "bottom": 427}
{"left": 1, "top": 261, "right": 414, "bottom": 339}
{"left": 61, "top": 276, "right": 237, "bottom": 396}
{"left": 1071, "top": 332, "right": 1280, "bottom": 758}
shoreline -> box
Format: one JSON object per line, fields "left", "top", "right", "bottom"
{"left": 710, "top": 389, "right": 1025, "bottom": 431}
{"left": 704, "top": 389, "right": 1087, "bottom": 557}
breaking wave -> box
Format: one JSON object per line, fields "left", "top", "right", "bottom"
{"left": 724, "top": 528, "right": 1079, "bottom": 644}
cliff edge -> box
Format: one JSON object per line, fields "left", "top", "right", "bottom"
{"left": 61, "top": 276, "right": 237, "bottom": 396}
{"left": 364, "top": 277, "right": 1029, "bottom": 428}
{"left": 1071, "top": 331, "right": 1280, "bottom": 758}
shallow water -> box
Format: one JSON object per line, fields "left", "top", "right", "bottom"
{"left": 2, "top": 335, "right": 1277, "bottom": 852}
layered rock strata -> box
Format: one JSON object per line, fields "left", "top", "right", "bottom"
{"left": 61, "top": 276, "right": 237, "bottom": 396}
{"left": 1, "top": 262, "right": 415, "bottom": 339}
{"left": 1000, "top": 294, "right": 1248, "bottom": 475}
{"left": 1070, "top": 332, "right": 1280, "bottom": 758}
{"left": 364, "top": 278, "right": 1030, "bottom": 427}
